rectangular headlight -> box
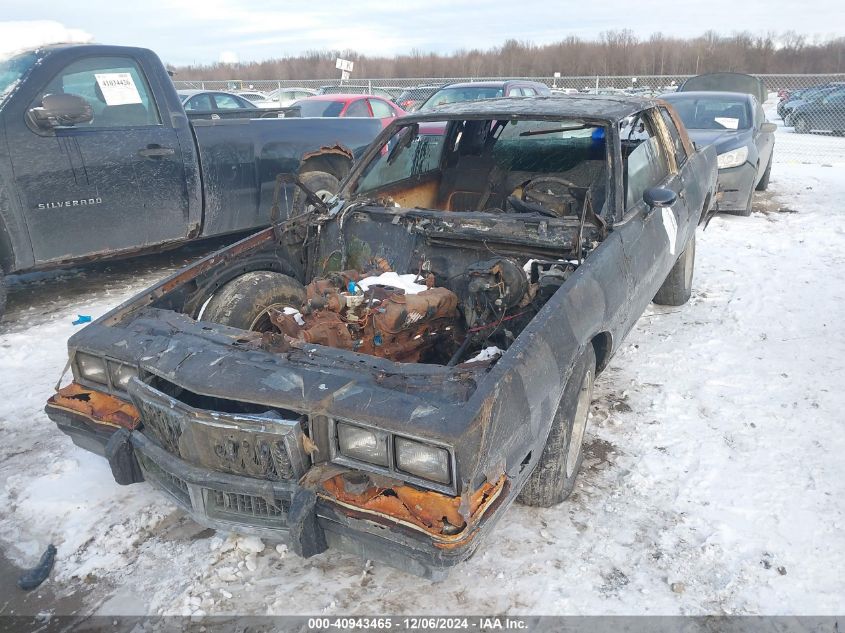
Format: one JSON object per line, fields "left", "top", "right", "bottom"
{"left": 337, "top": 422, "right": 389, "bottom": 467}
{"left": 395, "top": 437, "right": 451, "bottom": 485}
{"left": 717, "top": 146, "right": 748, "bottom": 169}
{"left": 108, "top": 361, "right": 137, "bottom": 392}
{"left": 75, "top": 352, "right": 108, "bottom": 385}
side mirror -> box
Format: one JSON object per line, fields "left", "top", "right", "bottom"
{"left": 761, "top": 122, "right": 777, "bottom": 133}
{"left": 643, "top": 187, "right": 677, "bottom": 210}
{"left": 28, "top": 93, "right": 93, "bottom": 130}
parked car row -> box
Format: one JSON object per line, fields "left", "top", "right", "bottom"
{"left": 777, "top": 82, "right": 845, "bottom": 134}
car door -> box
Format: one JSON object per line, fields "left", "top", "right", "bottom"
{"left": 817, "top": 89, "right": 845, "bottom": 131}
{"left": 8, "top": 54, "right": 190, "bottom": 265}
{"left": 752, "top": 99, "right": 775, "bottom": 171}
{"left": 616, "top": 108, "right": 691, "bottom": 333}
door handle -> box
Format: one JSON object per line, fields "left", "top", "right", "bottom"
{"left": 138, "top": 146, "right": 175, "bottom": 158}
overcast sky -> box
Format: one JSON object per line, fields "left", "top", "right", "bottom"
{"left": 2, "top": 0, "right": 843, "bottom": 66}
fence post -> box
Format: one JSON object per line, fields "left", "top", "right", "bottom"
{"left": 595, "top": 76, "right": 599, "bottom": 94}
{"left": 201, "top": 81, "right": 205, "bottom": 89}
{"left": 278, "top": 81, "right": 282, "bottom": 105}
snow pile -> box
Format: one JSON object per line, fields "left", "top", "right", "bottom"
{"left": 467, "top": 346, "right": 504, "bottom": 362}
{"left": 0, "top": 21, "right": 93, "bottom": 59}
{"left": 356, "top": 271, "right": 428, "bottom": 295}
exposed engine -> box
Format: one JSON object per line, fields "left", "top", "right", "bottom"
{"left": 263, "top": 257, "right": 577, "bottom": 366}
{"left": 268, "top": 269, "right": 460, "bottom": 363}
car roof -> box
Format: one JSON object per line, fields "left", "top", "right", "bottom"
{"left": 438, "top": 80, "right": 544, "bottom": 89}
{"left": 300, "top": 94, "right": 385, "bottom": 102}
{"left": 403, "top": 94, "right": 654, "bottom": 123}
{"left": 662, "top": 91, "right": 754, "bottom": 102}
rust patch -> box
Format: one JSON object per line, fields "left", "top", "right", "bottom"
{"left": 320, "top": 472, "right": 505, "bottom": 542}
{"left": 46, "top": 382, "right": 140, "bottom": 430}
{"left": 301, "top": 144, "right": 354, "bottom": 162}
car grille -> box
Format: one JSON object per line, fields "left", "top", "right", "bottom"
{"left": 137, "top": 452, "right": 191, "bottom": 505}
{"left": 129, "top": 378, "right": 309, "bottom": 482}
{"left": 205, "top": 488, "right": 289, "bottom": 528}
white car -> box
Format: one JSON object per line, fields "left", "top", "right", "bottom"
{"left": 265, "top": 87, "right": 318, "bottom": 107}
{"left": 236, "top": 91, "right": 279, "bottom": 109}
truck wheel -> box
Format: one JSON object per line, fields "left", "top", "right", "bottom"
{"left": 756, "top": 155, "right": 773, "bottom": 191}
{"left": 294, "top": 171, "right": 340, "bottom": 216}
{"left": 653, "top": 233, "right": 695, "bottom": 306}
{"left": 517, "top": 345, "right": 595, "bottom": 507}
{"left": 202, "top": 271, "right": 305, "bottom": 332}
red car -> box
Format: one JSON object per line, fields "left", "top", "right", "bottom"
{"left": 290, "top": 94, "right": 405, "bottom": 128}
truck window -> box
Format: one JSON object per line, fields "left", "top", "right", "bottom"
{"left": 31, "top": 56, "right": 160, "bottom": 128}
{"left": 658, "top": 106, "right": 687, "bottom": 167}
{"left": 622, "top": 113, "right": 670, "bottom": 210}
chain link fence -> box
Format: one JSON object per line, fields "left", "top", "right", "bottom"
{"left": 173, "top": 74, "right": 845, "bottom": 163}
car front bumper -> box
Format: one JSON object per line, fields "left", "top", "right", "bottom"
{"left": 45, "top": 382, "right": 509, "bottom": 579}
{"left": 715, "top": 162, "right": 757, "bottom": 213}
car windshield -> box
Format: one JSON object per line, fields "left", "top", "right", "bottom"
{"left": 352, "top": 117, "right": 606, "bottom": 212}
{"left": 291, "top": 100, "right": 345, "bottom": 117}
{"left": 419, "top": 87, "right": 505, "bottom": 110}
{"left": 0, "top": 51, "right": 38, "bottom": 109}
{"left": 664, "top": 96, "right": 751, "bottom": 130}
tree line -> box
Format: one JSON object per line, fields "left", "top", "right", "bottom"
{"left": 171, "top": 31, "right": 845, "bottom": 80}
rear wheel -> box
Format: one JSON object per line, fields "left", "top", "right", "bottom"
{"left": 518, "top": 345, "right": 596, "bottom": 507}
{"left": 653, "top": 233, "right": 695, "bottom": 306}
{"left": 793, "top": 115, "right": 810, "bottom": 134}
{"left": 293, "top": 171, "right": 340, "bottom": 216}
{"left": 202, "top": 271, "right": 305, "bottom": 332}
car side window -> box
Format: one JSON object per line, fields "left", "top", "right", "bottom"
{"left": 369, "top": 99, "right": 394, "bottom": 118}
{"left": 622, "top": 113, "right": 671, "bottom": 211}
{"left": 658, "top": 106, "right": 688, "bottom": 167}
{"left": 345, "top": 99, "right": 371, "bottom": 117}
{"left": 213, "top": 94, "right": 243, "bottom": 109}
{"left": 522, "top": 87, "right": 537, "bottom": 96}
{"left": 185, "top": 94, "right": 212, "bottom": 111}
{"left": 507, "top": 87, "right": 523, "bottom": 96}
{"left": 31, "top": 55, "right": 160, "bottom": 128}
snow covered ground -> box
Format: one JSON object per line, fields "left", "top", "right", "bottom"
{"left": 1, "top": 140, "right": 844, "bottom": 617}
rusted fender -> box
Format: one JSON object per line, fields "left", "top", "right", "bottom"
{"left": 46, "top": 383, "right": 139, "bottom": 430}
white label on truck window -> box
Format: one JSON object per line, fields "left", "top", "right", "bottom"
{"left": 662, "top": 207, "right": 678, "bottom": 256}
{"left": 94, "top": 72, "right": 142, "bottom": 106}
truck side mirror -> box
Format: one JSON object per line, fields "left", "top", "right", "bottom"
{"left": 27, "top": 93, "right": 94, "bottom": 130}
{"left": 643, "top": 187, "right": 677, "bottom": 209}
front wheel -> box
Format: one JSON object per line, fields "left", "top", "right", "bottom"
{"left": 756, "top": 155, "right": 773, "bottom": 191}
{"left": 653, "top": 233, "right": 695, "bottom": 306}
{"left": 202, "top": 271, "right": 305, "bottom": 332}
{"left": 517, "top": 345, "right": 596, "bottom": 507}
{"left": 793, "top": 116, "right": 810, "bottom": 134}
{"left": 293, "top": 171, "right": 340, "bottom": 216}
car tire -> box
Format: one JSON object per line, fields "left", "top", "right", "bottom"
{"left": 0, "top": 267, "right": 6, "bottom": 322}
{"left": 202, "top": 271, "right": 305, "bottom": 332}
{"left": 293, "top": 171, "right": 340, "bottom": 216}
{"left": 756, "top": 155, "right": 773, "bottom": 191}
{"left": 517, "top": 344, "right": 596, "bottom": 508}
{"left": 793, "top": 116, "right": 810, "bottom": 134}
{"left": 653, "top": 233, "right": 695, "bottom": 306}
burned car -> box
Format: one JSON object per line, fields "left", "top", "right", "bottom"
{"left": 45, "top": 96, "right": 717, "bottom": 578}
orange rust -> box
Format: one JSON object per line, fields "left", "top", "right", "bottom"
{"left": 301, "top": 144, "right": 354, "bottom": 162}
{"left": 46, "top": 382, "right": 140, "bottom": 430}
{"left": 321, "top": 473, "right": 505, "bottom": 540}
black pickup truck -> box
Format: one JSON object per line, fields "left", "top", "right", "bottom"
{"left": 0, "top": 44, "right": 382, "bottom": 318}
{"left": 46, "top": 96, "right": 717, "bottom": 579}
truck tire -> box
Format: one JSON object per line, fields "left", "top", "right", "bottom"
{"left": 294, "top": 171, "right": 340, "bottom": 216}
{"left": 653, "top": 233, "right": 695, "bottom": 306}
{"left": 517, "top": 345, "right": 596, "bottom": 507}
{"left": 756, "top": 155, "right": 772, "bottom": 191}
{"left": 202, "top": 271, "right": 305, "bottom": 332}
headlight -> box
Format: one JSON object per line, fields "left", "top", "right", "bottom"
{"left": 75, "top": 352, "right": 108, "bottom": 385}
{"left": 108, "top": 361, "right": 137, "bottom": 391}
{"left": 336, "top": 422, "right": 389, "bottom": 466}
{"left": 717, "top": 146, "right": 748, "bottom": 169}
{"left": 395, "top": 437, "right": 451, "bottom": 485}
